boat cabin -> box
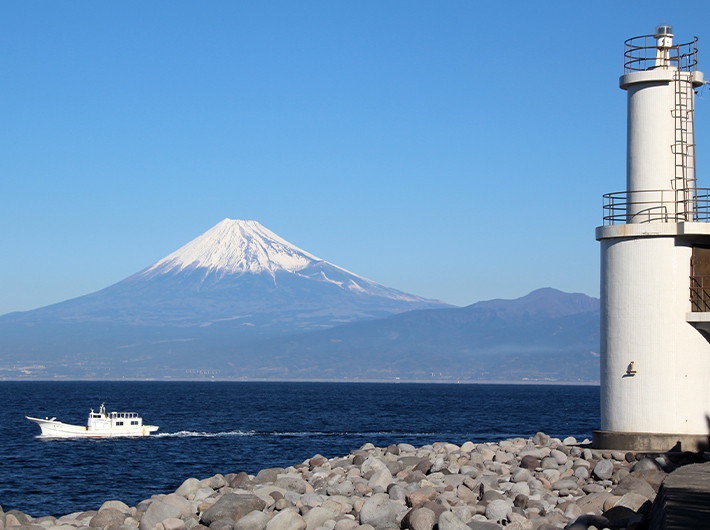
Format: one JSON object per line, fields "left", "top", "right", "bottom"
{"left": 88, "top": 403, "right": 144, "bottom": 431}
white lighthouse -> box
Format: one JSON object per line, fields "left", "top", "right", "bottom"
{"left": 595, "top": 26, "right": 710, "bottom": 451}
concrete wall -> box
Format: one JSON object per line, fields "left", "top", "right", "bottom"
{"left": 600, "top": 234, "right": 710, "bottom": 435}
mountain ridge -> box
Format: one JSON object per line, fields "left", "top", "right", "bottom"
{"left": 0, "top": 219, "right": 600, "bottom": 382}
{"left": 0, "top": 219, "right": 449, "bottom": 328}
{"left": 0, "top": 288, "right": 600, "bottom": 382}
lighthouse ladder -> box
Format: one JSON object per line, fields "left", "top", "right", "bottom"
{"left": 672, "top": 69, "right": 697, "bottom": 221}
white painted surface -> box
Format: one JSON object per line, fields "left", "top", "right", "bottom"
{"left": 619, "top": 69, "right": 703, "bottom": 223}
{"left": 600, "top": 236, "right": 710, "bottom": 434}
{"left": 625, "top": 73, "right": 674, "bottom": 194}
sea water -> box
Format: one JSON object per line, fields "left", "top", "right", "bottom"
{"left": 0, "top": 381, "right": 599, "bottom": 516}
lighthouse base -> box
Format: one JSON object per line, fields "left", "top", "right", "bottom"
{"left": 593, "top": 430, "right": 710, "bottom": 452}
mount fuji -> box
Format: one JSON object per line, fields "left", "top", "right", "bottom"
{"left": 0, "top": 219, "right": 453, "bottom": 378}
{"left": 0, "top": 219, "right": 600, "bottom": 382}
{"left": 2, "top": 219, "right": 449, "bottom": 330}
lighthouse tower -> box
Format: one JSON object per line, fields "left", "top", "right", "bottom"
{"left": 595, "top": 26, "right": 710, "bottom": 451}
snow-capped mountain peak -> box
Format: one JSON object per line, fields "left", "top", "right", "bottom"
{"left": 143, "top": 219, "right": 320, "bottom": 277}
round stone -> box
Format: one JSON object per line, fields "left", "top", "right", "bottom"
{"left": 510, "top": 482, "right": 530, "bottom": 497}
{"left": 511, "top": 468, "right": 531, "bottom": 483}
{"left": 484, "top": 500, "right": 512, "bottom": 523}
{"left": 550, "top": 450, "right": 568, "bottom": 465}
{"left": 574, "top": 466, "right": 589, "bottom": 480}
{"left": 540, "top": 456, "right": 559, "bottom": 469}
{"left": 406, "top": 508, "right": 436, "bottom": 530}
{"left": 359, "top": 493, "right": 398, "bottom": 530}
{"left": 593, "top": 460, "right": 614, "bottom": 481}
{"left": 266, "top": 509, "right": 306, "bottom": 530}
{"left": 520, "top": 455, "right": 540, "bottom": 470}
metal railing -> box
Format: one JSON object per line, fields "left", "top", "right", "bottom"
{"left": 603, "top": 188, "right": 710, "bottom": 225}
{"left": 691, "top": 275, "right": 710, "bottom": 312}
{"left": 624, "top": 35, "right": 698, "bottom": 73}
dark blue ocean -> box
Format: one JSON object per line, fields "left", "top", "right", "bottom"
{"left": 0, "top": 382, "right": 599, "bottom": 517}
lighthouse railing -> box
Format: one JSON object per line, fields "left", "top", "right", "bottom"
{"left": 624, "top": 35, "right": 698, "bottom": 73}
{"left": 690, "top": 276, "right": 710, "bottom": 312}
{"left": 603, "top": 188, "right": 710, "bottom": 225}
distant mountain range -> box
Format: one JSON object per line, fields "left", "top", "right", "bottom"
{"left": 0, "top": 219, "right": 600, "bottom": 382}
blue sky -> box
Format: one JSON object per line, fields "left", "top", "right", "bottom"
{"left": 2, "top": 1, "right": 710, "bottom": 315}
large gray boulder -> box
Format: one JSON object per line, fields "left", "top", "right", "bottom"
{"left": 632, "top": 457, "right": 662, "bottom": 473}
{"left": 233, "top": 512, "right": 269, "bottom": 530}
{"left": 403, "top": 507, "right": 435, "bottom": 530}
{"left": 406, "top": 487, "right": 437, "bottom": 507}
{"left": 593, "top": 460, "right": 614, "bottom": 481}
{"left": 265, "top": 509, "right": 306, "bottom": 530}
{"left": 612, "top": 475, "right": 656, "bottom": 500}
{"left": 484, "top": 500, "right": 511, "bottom": 523}
{"left": 139, "top": 501, "right": 182, "bottom": 530}
{"left": 615, "top": 492, "right": 651, "bottom": 512}
{"left": 519, "top": 455, "right": 540, "bottom": 470}
{"left": 509, "top": 482, "right": 530, "bottom": 497}
{"left": 331, "top": 480, "right": 354, "bottom": 497}
{"left": 540, "top": 456, "right": 558, "bottom": 469}
{"left": 90, "top": 508, "right": 127, "bottom": 530}
{"left": 200, "top": 494, "right": 267, "bottom": 527}
{"left": 368, "top": 468, "right": 393, "bottom": 491}
{"left": 201, "top": 475, "right": 227, "bottom": 490}
{"left": 574, "top": 466, "right": 589, "bottom": 480}
{"left": 576, "top": 491, "right": 612, "bottom": 514}
{"left": 532, "top": 432, "right": 550, "bottom": 445}
{"left": 161, "top": 494, "right": 194, "bottom": 518}
{"left": 359, "top": 493, "right": 398, "bottom": 530}
{"left": 550, "top": 449, "right": 568, "bottom": 465}
{"left": 175, "top": 479, "right": 203, "bottom": 497}
{"left": 5, "top": 511, "right": 31, "bottom": 526}
{"left": 255, "top": 468, "right": 285, "bottom": 485}
{"left": 303, "top": 506, "right": 339, "bottom": 530}
{"left": 511, "top": 468, "right": 530, "bottom": 483}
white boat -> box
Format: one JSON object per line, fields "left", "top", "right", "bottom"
{"left": 26, "top": 403, "right": 159, "bottom": 438}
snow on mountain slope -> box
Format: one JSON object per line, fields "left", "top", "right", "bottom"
{"left": 143, "top": 219, "right": 320, "bottom": 277}
{"left": 135, "top": 218, "right": 430, "bottom": 304}
{"left": 0, "top": 218, "right": 449, "bottom": 329}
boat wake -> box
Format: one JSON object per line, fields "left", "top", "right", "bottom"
{"left": 153, "top": 430, "right": 442, "bottom": 438}
{"left": 154, "top": 430, "right": 256, "bottom": 438}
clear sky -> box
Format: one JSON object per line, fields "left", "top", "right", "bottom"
{"left": 2, "top": 1, "right": 710, "bottom": 315}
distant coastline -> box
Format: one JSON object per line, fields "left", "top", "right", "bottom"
{"left": 0, "top": 377, "right": 600, "bottom": 385}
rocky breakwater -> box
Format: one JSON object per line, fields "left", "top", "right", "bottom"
{"left": 0, "top": 432, "right": 701, "bottom": 530}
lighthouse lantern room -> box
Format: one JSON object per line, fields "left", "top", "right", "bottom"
{"left": 595, "top": 26, "right": 710, "bottom": 451}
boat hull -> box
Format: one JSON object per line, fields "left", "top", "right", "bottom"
{"left": 26, "top": 417, "right": 159, "bottom": 438}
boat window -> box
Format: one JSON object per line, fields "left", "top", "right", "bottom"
{"left": 116, "top": 421, "right": 124, "bottom": 426}
{"left": 131, "top": 421, "right": 138, "bottom": 425}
